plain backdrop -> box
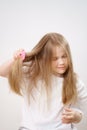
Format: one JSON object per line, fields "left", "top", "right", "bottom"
{"left": 0, "top": 0, "right": 87, "bottom": 130}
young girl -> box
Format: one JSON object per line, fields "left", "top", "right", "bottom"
{"left": 0, "top": 32, "right": 87, "bottom": 130}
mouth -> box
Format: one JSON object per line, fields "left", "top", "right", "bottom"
{"left": 57, "top": 67, "right": 65, "bottom": 69}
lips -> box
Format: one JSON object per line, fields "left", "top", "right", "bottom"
{"left": 57, "top": 67, "right": 65, "bottom": 69}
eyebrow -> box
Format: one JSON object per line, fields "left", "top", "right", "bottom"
{"left": 52, "top": 53, "right": 67, "bottom": 57}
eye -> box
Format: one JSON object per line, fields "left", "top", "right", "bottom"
{"left": 52, "top": 57, "right": 58, "bottom": 61}
{"left": 62, "top": 54, "right": 67, "bottom": 58}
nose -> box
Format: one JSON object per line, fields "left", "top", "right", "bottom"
{"left": 58, "top": 58, "right": 64, "bottom": 65}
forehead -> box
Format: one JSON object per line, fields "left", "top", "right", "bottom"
{"left": 52, "top": 46, "right": 66, "bottom": 56}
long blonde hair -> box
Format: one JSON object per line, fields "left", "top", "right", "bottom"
{"left": 8, "top": 32, "right": 77, "bottom": 104}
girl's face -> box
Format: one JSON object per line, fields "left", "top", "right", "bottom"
{"left": 51, "top": 46, "right": 68, "bottom": 77}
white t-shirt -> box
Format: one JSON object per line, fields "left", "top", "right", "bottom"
{"left": 19, "top": 76, "right": 87, "bottom": 130}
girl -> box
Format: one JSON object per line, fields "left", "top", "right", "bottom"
{"left": 0, "top": 32, "right": 87, "bottom": 130}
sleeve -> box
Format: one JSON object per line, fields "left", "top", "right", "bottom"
{"left": 76, "top": 77, "right": 87, "bottom": 118}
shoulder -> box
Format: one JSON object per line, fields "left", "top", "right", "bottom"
{"left": 76, "top": 75, "right": 85, "bottom": 89}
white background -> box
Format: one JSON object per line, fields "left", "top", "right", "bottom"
{"left": 0, "top": 0, "right": 87, "bottom": 130}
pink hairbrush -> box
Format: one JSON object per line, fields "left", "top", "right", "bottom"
{"left": 20, "top": 50, "right": 26, "bottom": 60}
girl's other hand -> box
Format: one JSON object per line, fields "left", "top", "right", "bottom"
{"left": 61, "top": 107, "right": 82, "bottom": 124}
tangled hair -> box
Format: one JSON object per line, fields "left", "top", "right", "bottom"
{"left": 8, "top": 32, "right": 77, "bottom": 104}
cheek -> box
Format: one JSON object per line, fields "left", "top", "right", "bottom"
{"left": 65, "top": 59, "right": 69, "bottom": 67}
{"left": 52, "top": 61, "right": 55, "bottom": 65}
{"left": 51, "top": 61, "right": 57, "bottom": 68}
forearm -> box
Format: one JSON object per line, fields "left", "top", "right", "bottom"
{"left": 0, "top": 58, "right": 14, "bottom": 77}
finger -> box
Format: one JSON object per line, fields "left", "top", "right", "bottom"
{"left": 64, "top": 107, "right": 72, "bottom": 112}
{"left": 62, "top": 115, "right": 73, "bottom": 123}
